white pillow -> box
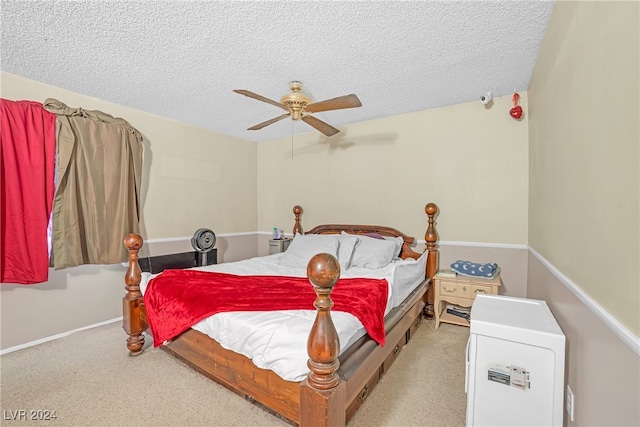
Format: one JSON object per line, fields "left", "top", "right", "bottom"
{"left": 384, "top": 235, "right": 405, "bottom": 258}
{"left": 336, "top": 234, "right": 360, "bottom": 270}
{"left": 342, "top": 231, "right": 398, "bottom": 269}
{"left": 279, "top": 234, "right": 340, "bottom": 268}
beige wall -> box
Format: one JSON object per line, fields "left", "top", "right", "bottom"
{"left": 527, "top": 2, "right": 639, "bottom": 336}
{"left": 257, "top": 95, "right": 530, "bottom": 246}
{"left": 527, "top": 2, "right": 639, "bottom": 426}
{"left": 0, "top": 72, "right": 258, "bottom": 350}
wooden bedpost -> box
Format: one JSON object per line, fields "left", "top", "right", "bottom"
{"left": 293, "top": 205, "right": 303, "bottom": 235}
{"left": 300, "top": 253, "right": 346, "bottom": 427}
{"left": 424, "top": 203, "right": 439, "bottom": 318}
{"left": 123, "top": 233, "right": 145, "bottom": 355}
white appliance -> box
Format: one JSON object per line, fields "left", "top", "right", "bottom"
{"left": 466, "top": 294, "right": 565, "bottom": 427}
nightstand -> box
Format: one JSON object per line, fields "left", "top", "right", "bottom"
{"left": 269, "top": 238, "right": 292, "bottom": 254}
{"left": 434, "top": 272, "right": 501, "bottom": 329}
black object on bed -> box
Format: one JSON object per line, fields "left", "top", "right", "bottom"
{"left": 138, "top": 250, "right": 217, "bottom": 274}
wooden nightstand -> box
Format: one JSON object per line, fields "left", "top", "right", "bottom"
{"left": 434, "top": 271, "right": 501, "bottom": 329}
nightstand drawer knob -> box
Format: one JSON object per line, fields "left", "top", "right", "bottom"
{"left": 474, "top": 289, "right": 486, "bottom": 294}
{"left": 443, "top": 286, "right": 457, "bottom": 293}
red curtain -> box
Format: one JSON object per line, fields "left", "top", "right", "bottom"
{"left": 1, "top": 99, "right": 57, "bottom": 284}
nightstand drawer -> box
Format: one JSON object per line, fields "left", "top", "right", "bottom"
{"left": 439, "top": 281, "right": 493, "bottom": 298}
{"left": 439, "top": 281, "right": 470, "bottom": 297}
{"left": 468, "top": 284, "right": 492, "bottom": 296}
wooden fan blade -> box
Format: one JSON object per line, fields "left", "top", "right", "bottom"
{"left": 247, "top": 113, "right": 290, "bottom": 130}
{"left": 301, "top": 115, "right": 340, "bottom": 136}
{"left": 233, "top": 89, "right": 289, "bottom": 111}
{"left": 305, "top": 94, "right": 362, "bottom": 113}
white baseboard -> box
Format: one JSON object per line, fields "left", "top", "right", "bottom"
{"left": 0, "top": 317, "right": 123, "bottom": 356}
{"left": 529, "top": 247, "right": 639, "bottom": 356}
{"left": 437, "top": 240, "right": 528, "bottom": 249}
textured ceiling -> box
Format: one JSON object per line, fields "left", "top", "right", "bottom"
{"left": 1, "top": 1, "right": 554, "bottom": 143}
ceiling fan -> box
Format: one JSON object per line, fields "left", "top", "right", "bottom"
{"left": 233, "top": 81, "right": 362, "bottom": 137}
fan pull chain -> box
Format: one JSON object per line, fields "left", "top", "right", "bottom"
{"left": 291, "top": 119, "right": 294, "bottom": 160}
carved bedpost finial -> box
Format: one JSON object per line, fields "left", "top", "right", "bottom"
{"left": 306, "top": 253, "right": 341, "bottom": 390}
{"left": 423, "top": 203, "right": 439, "bottom": 318}
{"left": 293, "top": 205, "right": 303, "bottom": 236}
{"left": 425, "top": 203, "right": 438, "bottom": 250}
{"left": 123, "top": 233, "right": 145, "bottom": 355}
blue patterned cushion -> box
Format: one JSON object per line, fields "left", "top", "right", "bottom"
{"left": 450, "top": 260, "right": 499, "bottom": 278}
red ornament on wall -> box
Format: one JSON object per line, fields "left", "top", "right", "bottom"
{"left": 510, "top": 92, "right": 523, "bottom": 120}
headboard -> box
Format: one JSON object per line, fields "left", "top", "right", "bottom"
{"left": 292, "top": 203, "right": 439, "bottom": 304}
{"left": 304, "top": 224, "right": 423, "bottom": 260}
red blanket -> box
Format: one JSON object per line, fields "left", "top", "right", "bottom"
{"left": 144, "top": 270, "right": 389, "bottom": 347}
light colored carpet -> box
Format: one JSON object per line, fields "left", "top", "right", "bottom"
{"left": 0, "top": 318, "right": 468, "bottom": 427}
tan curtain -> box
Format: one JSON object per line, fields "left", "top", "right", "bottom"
{"left": 43, "top": 98, "right": 144, "bottom": 269}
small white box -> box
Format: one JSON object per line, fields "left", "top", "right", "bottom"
{"left": 269, "top": 238, "right": 291, "bottom": 254}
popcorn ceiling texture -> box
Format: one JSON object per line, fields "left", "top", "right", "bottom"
{"left": 1, "top": 1, "right": 553, "bottom": 143}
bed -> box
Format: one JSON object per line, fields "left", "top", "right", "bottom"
{"left": 122, "top": 202, "right": 439, "bottom": 426}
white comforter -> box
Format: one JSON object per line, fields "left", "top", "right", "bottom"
{"left": 140, "top": 252, "right": 426, "bottom": 381}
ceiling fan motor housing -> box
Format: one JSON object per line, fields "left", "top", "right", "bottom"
{"left": 280, "top": 81, "right": 312, "bottom": 120}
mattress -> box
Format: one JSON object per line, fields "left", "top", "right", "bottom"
{"left": 140, "top": 251, "right": 427, "bottom": 381}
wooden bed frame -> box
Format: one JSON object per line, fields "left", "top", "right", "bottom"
{"left": 122, "top": 202, "right": 439, "bottom": 426}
